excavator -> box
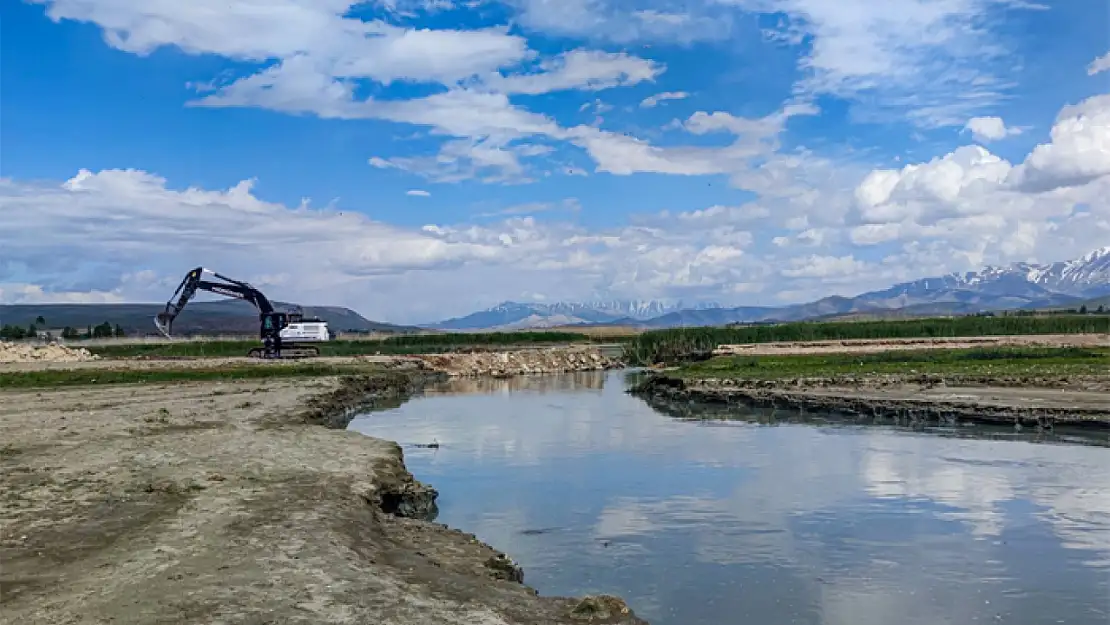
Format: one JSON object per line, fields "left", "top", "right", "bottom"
{"left": 154, "top": 267, "right": 331, "bottom": 359}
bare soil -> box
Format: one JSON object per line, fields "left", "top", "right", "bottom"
{"left": 712, "top": 333, "right": 1110, "bottom": 355}
{"left": 0, "top": 376, "right": 645, "bottom": 625}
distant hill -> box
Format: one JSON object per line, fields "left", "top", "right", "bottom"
{"left": 0, "top": 300, "right": 419, "bottom": 336}
{"left": 428, "top": 300, "right": 724, "bottom": 330}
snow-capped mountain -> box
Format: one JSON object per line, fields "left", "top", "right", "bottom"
{"left": 426, "top": 247, "right": 1110, "bottom": 330}
{"left": 1018, "top": 246, "right": 1110, "bottom": 295}
{"left": 876, "top": 246, "right": 1110, "bottom": 303}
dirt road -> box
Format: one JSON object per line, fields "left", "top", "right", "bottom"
{"left": 0, "top": 374, "right": 645, "bottom": 625}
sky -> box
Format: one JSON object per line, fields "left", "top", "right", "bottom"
{"left": 1, "top": 0, "right": 1108, "bottom": 323}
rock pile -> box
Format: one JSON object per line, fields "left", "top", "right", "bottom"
{"left": 0, "top": 340, "right": 100, "bottom": 363}
{"left": 416, "top": 347, "right": 622, "bottom": 378}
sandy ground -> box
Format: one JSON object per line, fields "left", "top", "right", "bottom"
{"left": 0, "top": 376, "right": 645, "bottom": 625}
{"left": 712, "top": 333, "right": 1110, "bottom": 355}
{"left": 0, "top": 354, "right": 411, "bottom": 372}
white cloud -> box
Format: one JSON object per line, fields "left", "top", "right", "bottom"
{"left": 640, "top": 91, "right": 689, "bottom": 108}
{"left": 36, "top": 1, "right": 533, "bottom": 85}
{"left": 0, "top": 283, "right": 126, "bottom": 305}
{"left": 481, "top": 50, "right": 663, "bottom": 95}
{"left": 30, "top": 0, "right": 665, "bottom": 184}
{"left": 569, "top": 102, "right": 820, "bottom": 178}
{"left": 1088, "top": 51, "right": 1110, "bottom": 76}
{"left": 964, "top": 116, "right": 1023, "bottom": 142}
{"left": 724, "top": 0, "right": 1046, "bottom": 127}
{"left": 1007, "top": 94, "right": 1110, "bottom": 192}
{"left": 507, "top": 0, "right": 733, "bottom": 44}
{"left": 844, "top": 94, "right": 1110, "bottom": 276}
{"left": 0, "top": 168, "right": 777, "bottom": 319}
{"left": 780, "top": 254, "right": 866, "bottom": 279}
{"left": 406, "top": 189, "right": 431, "bottom": 197}
{"left": 11, "top": 3, "right": 1110, "bottom": 318}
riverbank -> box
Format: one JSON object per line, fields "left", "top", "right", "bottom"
{"left": 0, "top": 371, "right": 646, "bottom": 624}
{"left": 630, "top": 347, "right": 1110, "bottom": 429}
{"left": 0, "top": 345, "right": 623, "bottom": 379}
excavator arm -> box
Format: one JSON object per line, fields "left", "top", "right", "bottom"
{"left": 154, "top": 267, "right": 275, "bottom": 338}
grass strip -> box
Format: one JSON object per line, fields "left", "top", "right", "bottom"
{"left": 673, "top": 347, "right": 1110, "bottom": 380}
{"left": 0, "top": 363, "right": 370, "bottom": 389}
{"left": 87, "top": 332, "right": 635, "bottom": 359}
{"left": 625, "top": 316, "right": 1110, "bottom": 365}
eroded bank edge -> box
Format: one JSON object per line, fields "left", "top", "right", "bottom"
{"left": 286, "top": 370, "right": 649, "bottom": 624}
{"left": 629, "top": 373, "right": 1110, "bottom": 431}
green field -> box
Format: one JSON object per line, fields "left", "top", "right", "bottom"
{"left": 0, "top": 362, "right": 375, "bottom": 389}
{"left": 85, "top": 330, "right": 633, "bottom": 359}
{"left": 624, "top": 316, "right": 1110, "bottom": 365}
{"left": 672, "top": 347, "right": 1110, "bottom": 381}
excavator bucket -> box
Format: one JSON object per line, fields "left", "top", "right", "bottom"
{"left": 153, "top": 312, "right": 174, "bottom": 338}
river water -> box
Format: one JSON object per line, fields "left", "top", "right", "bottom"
{"left": 348, "top": 370, "right": 1110, "bottom": 625}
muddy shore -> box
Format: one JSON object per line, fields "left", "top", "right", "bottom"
{"left": 630, "top": 374, "right": 1110, "bottom": 430}
{"left": 1, "top": 371, "right": 646, "bottom": 624}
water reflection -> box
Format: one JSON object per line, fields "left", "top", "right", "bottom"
{"left": 350, "top": 370, "right": 1110, "bottom": 625}
{"left": 423, "top": 370, "right": 611, "bottom": 395}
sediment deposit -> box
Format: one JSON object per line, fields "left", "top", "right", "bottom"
{"left": 415, "top": 346, "right": 622, "bottom": 378}
{"left": 0, "top": 373, "right": 646, "bottom": 625}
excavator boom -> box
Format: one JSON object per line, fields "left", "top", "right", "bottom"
{"left": 154, "top": 267, "right": 275, "bottom": 338}
{"left": 154, "top": 266, "right": 326, "bottom": 359}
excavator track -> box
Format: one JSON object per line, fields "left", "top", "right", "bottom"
{"left": 247, "top": 345, "right": 320, "bottom": 359}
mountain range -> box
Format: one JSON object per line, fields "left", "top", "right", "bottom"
{"left": 4, "top": 248, "right": 1106, "bottom": 336}
{"left": 428, "top": 246, "right": 1110, "bottom": 330}
{"left": 0, "top": 299, "right": 418, "bottom": 336}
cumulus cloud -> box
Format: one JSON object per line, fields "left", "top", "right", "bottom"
{"left": 0, "top": 168, "right": 783, "bottom": 320}
{"left": 964, "top": 116, "right": 1023, "bottom": 143}
{"left": 846, "top": 93, "right": 1110, "bottom": 275}
{"left": 1007, "top": 94, "right": 1110, "bottom": 192}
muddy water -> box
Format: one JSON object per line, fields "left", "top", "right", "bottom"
{"left": 348, "top": 370, "right": 1110, "bottom": 625}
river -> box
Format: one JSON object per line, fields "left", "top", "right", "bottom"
{"left": 348, "top": 370, "right": 1110, "bottom": 625}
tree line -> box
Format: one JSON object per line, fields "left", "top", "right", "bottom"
{"left": 0, "top": 315, "right": 127, "bottom": 341}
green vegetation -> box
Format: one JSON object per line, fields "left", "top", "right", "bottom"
{"left": 85, "top": 331, "right": 633, "bottom": 359}
{"left": 2, "top": 319, "right": 126, "bottom": 341}
{"left": 0, "top": 363, "right": 371, "bottom": 389}
{"left": 625, "top": 316, "right": 1110, "bottom": 365}
{"left": 674, "top": 347, "right": 1110, "bottom": 380}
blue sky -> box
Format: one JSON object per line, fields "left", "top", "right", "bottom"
{"left": 1, "top": 0, "right": 1108, "bottom": 322}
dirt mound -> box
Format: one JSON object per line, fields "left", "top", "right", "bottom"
{"left": 417, "top": 347, "right": 622, "bottom": 378}
{"left": 0, "top": 340, "right": 100, "bottom": 363}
